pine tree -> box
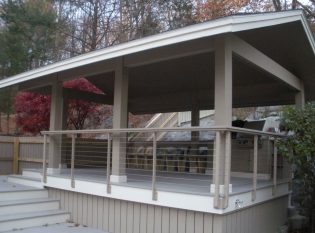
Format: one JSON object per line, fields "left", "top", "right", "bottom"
{"left": 0, "top": 0, "right": 60, "bottom": 134}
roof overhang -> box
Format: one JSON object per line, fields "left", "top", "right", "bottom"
{"left": 0, "top": 10, "right": 314, "bottom": 114}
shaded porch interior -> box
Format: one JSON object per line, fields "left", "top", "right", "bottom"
{"left": 37, "top": 37, "right": 296, "bottom": 196}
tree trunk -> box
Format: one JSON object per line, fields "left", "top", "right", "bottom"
{"left": 91, "top": 0, "right": 99, "bottom": 50}
{"left": 272, "top": 0, "right": 282, "bottom": 11}
{"left": 292, "top": 0, "right": 297, "bottom": 9}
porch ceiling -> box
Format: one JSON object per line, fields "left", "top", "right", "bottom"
{"left": 1, "top": 11, "right": 314, "bottom": 114}
{"left": 235, "top": 20, "right": 315, "bottom": 102}
{"left": 83, "top": 52, "right": 296, "bottom": 114}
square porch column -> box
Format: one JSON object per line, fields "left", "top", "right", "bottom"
{"left": 190, "top": 108, "right": 200, "bottom": 173}
{"left": 295, "top": 80, "right": 305, "bottom": 108}
{"left": 48, "top": 79, "right": 64, "bottom": 170}
{"left": 211, "top": 35, "right": 233, "bottom": 208}
{"left": 110, "top": 58, "right": 128, "bottom": 183}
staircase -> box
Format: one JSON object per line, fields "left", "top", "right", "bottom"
{"left": 128, "top": 112, "right": 178, "bottom": 159}
{"left": 130, "top": 112, "right": 178, "bottom": 142}
{"left": 0, "top": 175, "right": 70, "bottom": 232}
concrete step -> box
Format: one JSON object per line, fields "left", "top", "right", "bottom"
{"left": 7, "top": 175, "right": 43, "bottom": 188}
{"left": 0, "top": 210, "right": 70, "bottom": 232}
{"left": 22, "top": 170, "right": 43, "bottom": 180}
{"left": 0, "top": 189, "right": 48, "bottom": 201}
{"left": 0, "top": 198, "right": 60, "bottom": 215}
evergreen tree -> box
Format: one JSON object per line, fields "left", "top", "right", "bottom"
{"left": 0, "top": 0, "right": 60, "bottom": 134}
{"left": 0, "top": 0, "right": 59, "bottom": 73}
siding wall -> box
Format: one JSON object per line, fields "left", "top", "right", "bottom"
{"left": 48, "top": 188, "right": 288, "bottom": 233}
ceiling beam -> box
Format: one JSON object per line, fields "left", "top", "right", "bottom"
{"left": 230, "top": 34, "right": 302, "bottom": 91}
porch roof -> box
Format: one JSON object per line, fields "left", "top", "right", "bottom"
{"left": 0, "top": 10, "right": 314, "bottom": 114}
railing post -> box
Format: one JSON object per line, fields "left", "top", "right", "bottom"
{"left": 107, "top": 133, "right": 112, "bottom": 194}
{"left": 152, "top": 132, "right": 158, "bottom": 201}
{"left": 42, "top": 134, "right": 47, "bottom": 183}
{"left": 71, "top": 134, "right": 76, "bottom": 188}
{"left": 273, "top": 141, "right": 278, "bottom": 195}
{"left": 252, "top": 135, "right": 258, "bottom": 201}
{"left": 223, "top": 131, "right": 231, "bottom": 208}
{"left": 13, "top": 137, "right": 20, "bottom": 174}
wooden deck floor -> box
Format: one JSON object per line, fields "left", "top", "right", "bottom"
{"left": 32, "top": 169, "right": 274, "bottom": 196}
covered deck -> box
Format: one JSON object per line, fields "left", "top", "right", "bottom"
{"left": 0, "top": 11, "right": 314, "bottom": 213}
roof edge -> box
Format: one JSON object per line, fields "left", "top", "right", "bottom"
{"left": 0, "top": 10, "right": 312, "bottom": 89}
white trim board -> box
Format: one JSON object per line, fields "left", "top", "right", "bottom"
{"left": 43, "top": 174, "right": 290, "bottom": 215}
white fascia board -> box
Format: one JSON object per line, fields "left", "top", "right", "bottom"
{"left": 0, "top": 11, "right": 311, "bottom": 89}
{"left": 300, "top": 13, "right": 315, "bottom": 54}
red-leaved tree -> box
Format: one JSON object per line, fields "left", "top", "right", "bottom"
{"left": 64, "top": 78, "right": 104, "bottom": 130}
{"left": 15, "top": 78, "right": 106, "bottom": 135}
{"left": 15, "top": 92, "right": 51, "bottom": 134}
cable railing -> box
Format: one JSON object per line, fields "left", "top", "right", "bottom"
{"left": 41, "top": 126, "right": 290, "bottom": 209}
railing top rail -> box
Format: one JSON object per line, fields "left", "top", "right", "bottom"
{"left": 41, "top": 126, "right": 285, "bottom": 138}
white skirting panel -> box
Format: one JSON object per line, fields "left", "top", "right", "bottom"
{"left": 48, "top": 188, "right": 288, "bottom": 233}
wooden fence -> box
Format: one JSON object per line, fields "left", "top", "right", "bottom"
{"left": 0, "top": 136, "right": 44, "bottom": 175}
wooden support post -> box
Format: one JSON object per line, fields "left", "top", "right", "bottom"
{"left": 111, "top": 58, "right": 128, "bottom": 183}
{"left": 107, "top": 134, "right": 112, "bottom": 194}
{"left": 224, "top": 131, "right": 231, "bottom": 208}
{"left": 42, "top": 134, "right": 47, "bottom": 183}
{"left": 213, "top": 35, "right": 233, "bottom": 209}
{"left": 191, "top": 108, "right": 200, "bottom": 173}
{"left": 295, "top": 81, "right": 305, "bottom": 108}
{"left": 213, "top": 131, "right": 221, "bottom": 209}
{"left": 49, "top": 80, "right": 63, "bottom": 169}
{"left": 13, "top": 137, "right": 20, "bottom": 174}
{"left": 273, "top": 142, "right": 278, "bottom": 195}
{"left": 152, "top": 132, "right": 158, "bottom": 201}
{"left": 70, "top": 134, "right": 76, "bottom": 188}
{"left": 252, "top": 135, "right": 258, "bottom": 201}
